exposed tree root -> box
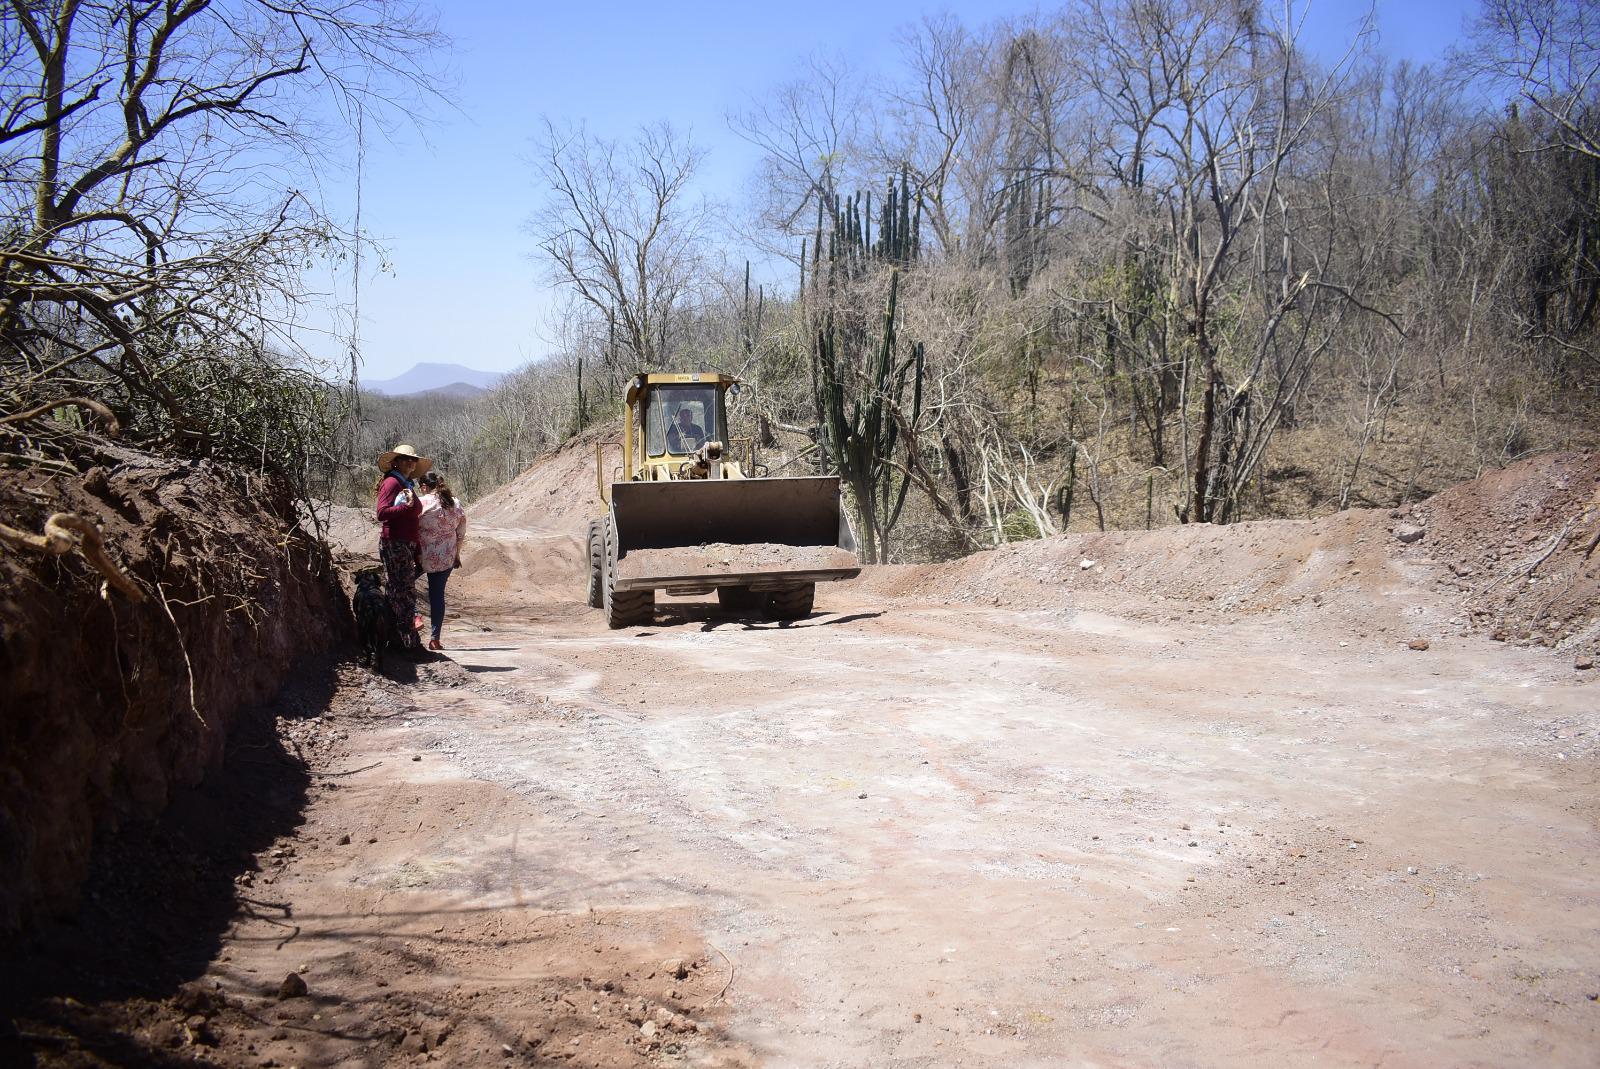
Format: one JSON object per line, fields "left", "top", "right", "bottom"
{"left": 0, "top": 397, "right": 120, "bottom": 435}
{"left": 0, "top": 511, "right": 145, "bottom": 602}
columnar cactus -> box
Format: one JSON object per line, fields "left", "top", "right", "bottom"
{"left": 813, "top": 270, "right": 924, "bottom": 563}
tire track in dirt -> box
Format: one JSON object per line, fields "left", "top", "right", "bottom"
{"left": 276, "top": 454, "right": 1600, "bottom": 1067}
{"left": 337, "top": 563, "right": 1598, "bottom": 1069}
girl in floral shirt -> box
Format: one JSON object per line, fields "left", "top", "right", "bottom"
{"left": 417, "top": 471, "right": 468, "bottom": 651}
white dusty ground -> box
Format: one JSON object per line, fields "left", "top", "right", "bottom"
{"left": 251, "top": 448, "right": 1600, "bottom": 1068}
{"left": 424, "top": 595, "right": 1597, "bottom": 1067}
{"left": 250, "top": 491, "right": 1600, "bottom": 1068}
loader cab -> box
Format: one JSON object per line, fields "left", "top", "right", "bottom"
{"left": 645, "top": 383, "right": 722, "bottom": 459}
{"left": 618, "top": 372, "right": 748, "bottom": 483}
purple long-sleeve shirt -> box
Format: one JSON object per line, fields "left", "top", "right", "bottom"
{"left": 375, "top": 472, "right": 422, "bottom": 544}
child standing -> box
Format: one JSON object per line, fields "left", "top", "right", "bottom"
{"left": 417, "top": 471, "right": 468, "bottom": 651}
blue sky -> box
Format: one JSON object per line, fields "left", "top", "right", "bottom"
{"left": 330, "top": 0, "right": 1484, "bottom": 381}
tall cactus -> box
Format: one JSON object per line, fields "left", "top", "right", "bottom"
{"left": 809, "top": 171, "right": 923, "bottom": 293}
{"left": 806, "top": 173, "right": 929, "bottom": 556}
{"left": 814, "top": 269, "right": 925, "bottom": 563}
{"left": 875, "top": 169, "right": 919, "bottom": 265}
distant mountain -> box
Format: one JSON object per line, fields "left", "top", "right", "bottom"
{"left": 365, "top": 362, "right": 502, "bottom": 396}
{"left": 414, "top": 381, "right": 490, "bottom": 401}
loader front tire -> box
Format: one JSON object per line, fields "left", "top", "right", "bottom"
{"left": 586, "top": 520, "right": 605, "bottom": 608}
{"left": 603, "top": 518, "right": 653, "bottom": 628}
{"left": 716, "top": 585, "right": 761, "bottom": 611}
{"left": 762, "top": 583, "right": 814, "bottom": 621}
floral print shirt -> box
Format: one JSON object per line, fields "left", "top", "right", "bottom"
{"left": 417, "top": 494, "right": 467, "bottom": 574}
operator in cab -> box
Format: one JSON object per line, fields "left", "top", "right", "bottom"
{"left": 666, "top": 405, "right": 706, "bottom": 453}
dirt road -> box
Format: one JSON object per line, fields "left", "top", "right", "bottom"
{"left": 13, "top": 447, "right": 1597, "bottom": 1069}
{"left": 156, "top": 495, "right": 1592, "bottom": 1069}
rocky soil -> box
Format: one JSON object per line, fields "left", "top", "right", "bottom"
{"left": 3, "top": 448, "right": 1596, "bottom": 1068}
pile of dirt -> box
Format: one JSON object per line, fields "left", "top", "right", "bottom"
{"left": 1406, "top": 450, "right": 1600, "bottom": 651}
{"left": 445, "top": 426, "right": 1597, "bottom": 655}
{"left": 852, "top": 451, "right": 1599, "bottom": 655}
{"left": 317, "top": 500, "right": 380, "bottom": 558}
{"left": 471, "top": 421, "right": 617, "bottom": 536}
{"left": 448, "top": 522, "right": 588, "bottom": 615}
{"left": 854, "top": 508, "right": 1392, "bottom": 615}
{"left": 434, "top": 424, "right": 616, "bottom": 612}
{"left": 0, "top": 444, "right": 350, "bottom": 929}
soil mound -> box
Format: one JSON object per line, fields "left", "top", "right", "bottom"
{"left": 318, "top": 501, "right": 379, "bottom": 557}
{"left": 854, "top": 509, "right": 1389, "bottom": 616}
{"left": 1408, "top": 450, "right": 1599, "bottom": 649}
{"left": 438, "top": 424, "right": 616, "bottom": 611}
{"left": 455, "top": 428, "right": 1597, "bottom": 655}
{"left": 453, "top": 522, "right": 588, "bottom": 613}
{"left": 0, "top": 446, "right": 349, "bottom": 928}
{"left": 854, "top": 451, "right": 1599, "bottom": 653}
{"left": 471, "top": 421, "right": 617, "bottom": 536}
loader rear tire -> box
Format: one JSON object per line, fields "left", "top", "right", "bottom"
{"left": 603, "top": 517, "right": 653, "bottom": 628}
{"left": 762, "top": 583, "right": 814, "bottom": 621}
{"left": 586, "top": 520, "right": 604, "bottom": 609}
{"left": 716, "top": 585, "right": 762, "bottom": 611}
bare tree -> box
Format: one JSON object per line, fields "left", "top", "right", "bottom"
{"left": 881, "top": 14, "right": 986, "bottom": 258}
{"left": 1466, "top": 0, "right": 1600, "bottom": 160}
{"left": 528, "top": 120, "right": 711, "bottom": 370}
{"left": 0, "top": 0, "right": 443, "bottom": 479}
{"left": 728, "top": 52, "right": 865, "bottom": 254}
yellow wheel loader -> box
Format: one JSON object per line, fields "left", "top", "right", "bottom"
{"left": 586, "top": 372, "right": 860, "bottom": 628}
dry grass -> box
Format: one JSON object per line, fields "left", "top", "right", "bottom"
{"left": 880, "top": 394, "right": 1600, "bottom": 559}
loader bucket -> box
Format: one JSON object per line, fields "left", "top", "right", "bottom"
{"left": 610, "top": 476, "right": 861, "bottom": 593}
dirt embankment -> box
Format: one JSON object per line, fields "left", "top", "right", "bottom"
{"left": 853, "top": 450, "right": 1600, "bottom": 657}
{"left": 466, "top": 433, "right": 1597, "bottom": 660}
{"left": 1409, "top": 450, "right": 1600, "bottom": 647}
{"left": 0, "top": 446, "right": 350, "bottom": 929}
{"left": 471, "top": 421, "right": 617, "bottom": 533}
{"left": 466, "top": 436, "right": 1598, "bottom": 657}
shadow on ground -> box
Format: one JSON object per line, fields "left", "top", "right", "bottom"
{"left": 646, "top": 604, "right": 885, "bottom": 632}
{"left": 0, "top": 659, "right": 341, "bottom": 1068}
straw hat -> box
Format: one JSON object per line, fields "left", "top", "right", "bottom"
{"left": 378, "top": 443, "right": 433, "bottom": 477}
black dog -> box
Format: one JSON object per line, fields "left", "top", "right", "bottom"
{"left": 353, "top": 566, "right": 398, "bottom": 671}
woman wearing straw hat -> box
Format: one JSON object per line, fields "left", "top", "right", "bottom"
{"left": 375, "top": 443, "right": 432, "bottom": 655}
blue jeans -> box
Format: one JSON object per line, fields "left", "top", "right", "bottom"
{"left": 425, "top": 567, "right": 452, "bottom": 640}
